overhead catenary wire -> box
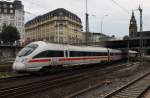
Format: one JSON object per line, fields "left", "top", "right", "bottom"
{"left": 24, "top": 0, "right": 150, "bottom": 29}
{"left": 24, "top": 0, "right": 52, "bottom": 17}
{"left": 109, "top": 0, "right": 130, "bottom": 14}
{"left": 26, "top": 1, "right": 49, "bottom": 12}
{"left": 109, "top": 0, "right": 150, "bottom": 29}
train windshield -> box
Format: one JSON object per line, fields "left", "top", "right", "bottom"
{"left": 17, "top": 44, "right": 38, "bottom": 57}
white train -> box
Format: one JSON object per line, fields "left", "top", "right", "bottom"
{"left": 13, "top": 41, "right": 137, "bottom": 72}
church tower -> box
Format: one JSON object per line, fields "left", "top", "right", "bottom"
{"left": 129, "top": 11, "right": 137, "bottom": 38}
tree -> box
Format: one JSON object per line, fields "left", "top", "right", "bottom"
{"left": 0, "top": 32, "right": 1, "bottom": 41}
{"left": 1, "top": 25, "right": 20, "bottom": 43}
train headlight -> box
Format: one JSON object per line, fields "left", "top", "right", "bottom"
{"left": 21, "top": 58, "right": 28, "bottom": 64}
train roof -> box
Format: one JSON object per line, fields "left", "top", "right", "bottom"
{"left": 109, "top": 49, "right": 122, "bottom": 53}
{"left": 67, "top": 45, "right": 108, "bottom": 52}
{"left": 29, "top": 41, "right": 123, "bottom": 53}
{"left": 129, "top": 50, "right": 138, "bottom": 53}
{"left": 31, "top": 41, "right": 108, "bottom": 52}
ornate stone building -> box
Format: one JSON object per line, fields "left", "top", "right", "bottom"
{"left": 129, "top": 11, "right": 150, "bottom": 39}
{"left": 0, "top": 0, "right": 25, "bottom": 40}
{"left": 129, "top": 11, "right": 150, "bottom": 54}
{"left": 25, "top": 8, "right": 84, "bottom": 44}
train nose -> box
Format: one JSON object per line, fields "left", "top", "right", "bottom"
{"left": 13, "top": 62, "right": 26, "bottom": 72}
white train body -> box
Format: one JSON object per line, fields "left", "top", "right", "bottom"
{"left": 13, "top": 41, "right": 137, "bottom": 72}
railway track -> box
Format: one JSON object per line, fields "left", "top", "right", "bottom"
{"left": 0, "top": 63, "right": 128, "bottom": 98}
{"left": 63, "top": 62, "right": 150, "bottom": 98}
{"left": 0, "top": 74, "right": 30, "bottom": 82}
{"left": 65, "top": 73, "right": 150, "bottom": 98}
{"left": 0, "top": 64, "right": 99, "bottom": 88}
{"left": 103, "top": 72, "right": 150, "bottom": 98}
{"left": 0, "top": 64, "right": 107, "bottom": 88}
{"left": 0, "top": 64, "right": 12, "bottom": 72}
{"left": 141, "top": 87, "right": 150, "bottom": 98}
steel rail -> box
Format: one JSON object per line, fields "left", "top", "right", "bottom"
{"left": 103, "top": 72, "right": 150, "bottom": 98}
{"left": 0, "top": 63, "right": 127, "bottom": 98}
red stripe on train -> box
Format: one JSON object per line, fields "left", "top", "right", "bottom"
{"left": 28, "top": 59, "right": 50, "bottom": 63}
{"left": 59, "top": 56, "right": 108, "bottom": 61}
{"left": 28, "top": 56, "right": 109, "bottom": 63}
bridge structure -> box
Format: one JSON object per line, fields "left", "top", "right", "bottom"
{"left": 1, "top": 38, "right": 150, "bottom": 60}
{"left": 104, "top": 38, "right": 150, "bottom": 55}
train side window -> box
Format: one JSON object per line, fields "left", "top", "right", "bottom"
{"left": 47, "top": 50, "right": 64, "bottom": 57}
{"left": 33, "top": 50, "right": 64, "bottom": 58}
{"left": 33, "top": 51, "right": 48, "bottom": 58}
{"left": 70, "top": 51, "right": 80, "bottom": 57}
{"left": 69, "top": 51, "right": 108, "bottom": 57}
{"left": 70, "top": 51, "right": 76, "bottom": 57}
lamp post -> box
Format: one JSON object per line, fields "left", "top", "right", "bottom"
{"left": 138, "top": 5, "right": 143, "bottom": 63}
{"left": 85, "top": 0, "right": 89, "bottom": 45}
{"left": 127, "top": 36, "right": 130, "bottom": 65}
{"left": 101, "top": 15, "right": 108, "bottom": 33}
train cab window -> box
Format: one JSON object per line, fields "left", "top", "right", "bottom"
{"left": 17, "top": 44, "right": 38, "bottom": 57}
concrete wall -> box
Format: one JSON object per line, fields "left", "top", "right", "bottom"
{"left": 0, "top": 45, "right": 22, "bottom": 59}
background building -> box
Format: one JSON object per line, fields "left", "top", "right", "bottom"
{"left": 25, "top": 8, "right": 84, "bottom": 45}
{"left": 91, "top": 32, "right": 114, "bottom": 43}
{"left": 129, "top": 11, "right": 138, "bottom": 38}
{"left": 0, "top": 0, "right": 25, "bottom": 40}
{"left": 129, "top": 11, "right": 150, "bottom": 39}
{"left": 121, "top": 11, "right": 150, "bottom": 54}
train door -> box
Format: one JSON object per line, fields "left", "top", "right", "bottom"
{"left": 107, "top": 48, "right": 110, "bottom": 62}
{"left": 67, "top": 50, "right": 77, "bottom": 66}
{"left": 63, "top": 50, "right": 69, "bottom": 65}
{"left": 64, "top": 50, "right": 70, "bottom": 66}
{"left": 51, "top": 57, "right": 59, "bottom": 66}
{"left": 49, "top": 50, "right": 64, "bottom": 66}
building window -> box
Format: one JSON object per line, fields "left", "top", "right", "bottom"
{"left": 4, "top": 9, "right": 7, "bottom": 13}
{"left": 10, "top": 20, "right": 15, "bottom": 26}
{"left": 10, "top": 15, "right": 15, "bottom": 19}
{"left": 4, "top": 21, "right": 8, "bottom": 25}
{"left": 60, "top": 37, "right": 63, "bottom": 42}
{"left": 60, "top": 31, "right": 63, "bottom": 35}
{"left": 59, "top": 25, "right": 63, "bottom": 29}
{"left": 9, "top": 4, "right": 13, "bottom": 8}
{"left": 18, "top": 17, "right": 22, "bottom": 20}
{"left": 10, "top": 10, "right": 14, "bottom": 13}
{"left": 10, "top": 22, "right": 15, "bottom": 26}
{"left": 3, "top": 4, "right": 7, "bottom": 8}
{"left": 59, "top": 12, "right": 63, "bottom": 16}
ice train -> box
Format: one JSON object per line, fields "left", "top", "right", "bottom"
{"left": 13, "top": 41, "right": 137, "bottom": 72}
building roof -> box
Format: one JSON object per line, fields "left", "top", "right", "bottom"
{"left": 25, "top": 8, "right": 82, "bottom": 26}
{"left": 0, "top": 0, "right": 23, "bottom": 9}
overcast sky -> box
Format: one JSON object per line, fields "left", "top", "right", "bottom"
{"left": 18, "top": 0, "right": 150, "bottom": 38}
